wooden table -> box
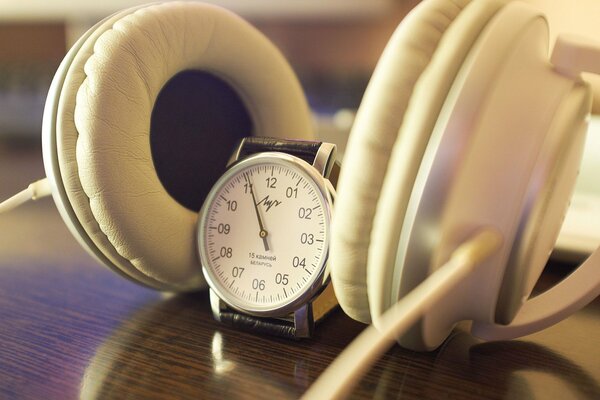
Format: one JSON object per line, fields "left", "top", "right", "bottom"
{"left": 1, "top": 143, "right": 599, "bottom": 399}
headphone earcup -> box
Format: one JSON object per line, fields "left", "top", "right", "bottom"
{"left": 333, "top": 0, "right": 592, "bottom": 351}
{"left": 366, "top": 0, "right": 589, "bottom": 350}
{"left": 330, "top": 0, "right": 473, "bottom": 324}
{"left": 366, "top": 0, "right": 507, "bottom": 345}
{"left": 42, "top": 2, "right": 314, "bottom": 291}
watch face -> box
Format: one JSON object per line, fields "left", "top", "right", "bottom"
{"left": 198, "top": 153, "right": 332, "bottom": 316}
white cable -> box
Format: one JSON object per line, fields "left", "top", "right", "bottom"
{"left": 302, "top": 228, "right": 503, "bottom": 400}
{"left": 0, "top": 178, "right": 52, "bottom": 214}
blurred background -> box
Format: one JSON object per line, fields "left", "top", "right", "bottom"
{"left": 0, "top": 0, "right": 421, "bottom": 146}
{"left": 1, "top": 0, "right": 599, "bottom": 144}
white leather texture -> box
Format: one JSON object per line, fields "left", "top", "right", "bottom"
{"left": 49, "top": 5, "right": 165, "bottom": 289}
{"left": 51, "top": 2, "right": 313, "bottom": 290}
{"left": 330, "top": 0, "right": 471, "bottom": 324}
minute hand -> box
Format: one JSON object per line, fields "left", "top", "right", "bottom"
{"left": 247, "top": 175, "right": 270, "bottom": 251}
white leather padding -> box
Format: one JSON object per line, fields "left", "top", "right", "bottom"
{"left": 330, "top": 0, "right": 471, "bottom": 324}
{"left": 49, "top": 5, "right": 171, "bottom": 289}
{"left": 367, "top": 0, "right": 506, "bottom": 327}
{"left": 54, "top": 2, "right": 313, "bottom": 291}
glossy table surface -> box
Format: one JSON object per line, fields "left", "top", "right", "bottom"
{"left": 1, "top": 143, "right": 599, "bottom": 399}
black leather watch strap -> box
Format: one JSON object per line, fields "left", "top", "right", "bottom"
{"left": 214, "top": 284, "right": 338, "bottom": 339}
{"left": 237, "top": 137, "right": 322, "bottom": 165}
{"left": 219, "top": 312, "right": 299, "bottom": 339}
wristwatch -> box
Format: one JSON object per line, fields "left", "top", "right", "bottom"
{"left": 197, "top": 137, "right": 339, "bottom": 338}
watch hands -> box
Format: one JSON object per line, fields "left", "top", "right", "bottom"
{"left": 245, "top": 173, "right": 270, "bottom": 251}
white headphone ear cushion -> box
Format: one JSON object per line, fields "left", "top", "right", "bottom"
{"left": 330, "top": 0, "right": 471, "bottom": 323}
{"left": 53, "top": 5, "right": 167, "bottom": 289}
{"left": 367, "top": 0, "right": 507, "bottom": 327}
{"left": 56, "top": 3, "right": 313, "bottom": 290}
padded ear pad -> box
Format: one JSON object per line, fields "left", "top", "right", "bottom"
{"left": 367, "top": 0, "right": 506, "bottom": 325}
{"left": 331, "top": 0, "right": 475, "bottom": 323}
{"left": 42, "top": 2, "right": 313, "bottom": 291}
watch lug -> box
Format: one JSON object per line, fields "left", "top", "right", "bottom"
{"left": 293, "top": 304, "right": 315, "bottom": 338}
{"left": 313, "top": 142, "right": 337, "bottom": 178}
{"left": 209, "top": 289, "right": 226, "bottom": 322}
{"left": 227, "top": 138, "right": 248, "bottom": 166}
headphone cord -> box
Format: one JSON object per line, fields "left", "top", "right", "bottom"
{"left": 0, "top": 178, "right": 51, "bottom": 214}
{"left": 302, "top": 228, "right": 503, "bottom": 400}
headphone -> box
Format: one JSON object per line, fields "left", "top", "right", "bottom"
{"left": 331, "top": 0, "right": 600, "bottom": 349}
{"left": 2, "top": 0, "right": 600, "bottom": 398}
{"left": 39, "top": 2, "right": 314, "bottom": 291}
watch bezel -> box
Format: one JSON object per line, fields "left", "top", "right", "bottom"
{"left": 197, "top": 151, "right": 334, "bottom": 318}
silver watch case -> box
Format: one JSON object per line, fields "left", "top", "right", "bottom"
{"left": 197, "top": 143, "right": 336, "bottom": 319}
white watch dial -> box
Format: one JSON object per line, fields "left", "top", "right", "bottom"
{"left": 198, "top": 154, "right": 332, "bottom": 315}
